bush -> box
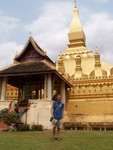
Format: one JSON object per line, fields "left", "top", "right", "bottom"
{"left": 31, "top": 124, "right": 43, "bottom": 131}
{"left": 1, "top": 111, "right": 19, "bottom": 125}
{"left": 0, "top": 108, "right": 8, "bottom": 119}
{"left": 17, "top": 124, "right": 30, "bottom": 131}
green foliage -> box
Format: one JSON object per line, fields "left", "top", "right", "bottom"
{"left": 31, "top": 124, "right": 43, "bottom": 131}
{"left": 0, "top": 108, "right": 8, "bottom": 119}
{"left": 1, "top": 111, "right": 19, "bottom": 125}
{"left": 17, "top": 124, "right": 30, "bottom": 131}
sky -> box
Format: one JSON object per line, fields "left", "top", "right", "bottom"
{"left": 0, "top": 0, "right": 113, "bottom": 68}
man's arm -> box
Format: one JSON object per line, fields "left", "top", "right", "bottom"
{"left": 62, "top": 104, "right": 65, "bottom": 119}
{"left": 51, "top": 103, "right": 54, "bottom": 118}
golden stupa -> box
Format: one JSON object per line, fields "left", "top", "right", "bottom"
{"left": 56, "top": 1, "right": 113, "bottom": 128}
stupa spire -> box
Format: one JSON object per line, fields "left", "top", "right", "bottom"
{"left": 74, "top": 0, "right": 77, "bottom": 8}
{"left": 95, "top": 47, "right": 101, "bottom": 67}
{"left": 95, "top": 47, "right": 99, "bottom": 54}
{"left": 68, "top": 0, "right": 86, "bottom": 49}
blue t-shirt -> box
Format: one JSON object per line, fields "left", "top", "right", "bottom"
{"left": 53, "top": 101, "right": 64, "bottom": 119}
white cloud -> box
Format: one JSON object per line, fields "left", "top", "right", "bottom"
{"left": 0, "top": 0, "right": 113, "bottom": 69}
{"left": 0, "top": 13, "right": 20, "bottom": 34}
{"left": 25, "top": 1, "right": 73, "bottom": 60}
{"left": 25, "top": 1, "right": 113, "bottom": 65}
{"left": 84, "top": 11, "right": 113, "bottom": 65}
{"left": 0, "top": 42, "right": 23, "bottom": 68}
{"left": 0, "top": 12, "right": 24, "bottom": 68}
{"left": 95, "top": 0, "right": 109, "bottom": 2}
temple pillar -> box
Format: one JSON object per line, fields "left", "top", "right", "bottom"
{"left": 1, "top": 77, "right": 7, "bottom": 101}
{"left": 47, "top": 73, "right": 52, "bottom": 100}
{"left": 44, "top": 74, "right": 47, "bottom": 99}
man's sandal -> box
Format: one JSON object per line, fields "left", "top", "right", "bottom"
{"left": 51, "top": 137, "right": 56, "bottom": 141}
{"left": 56, "top": 137, "right": 62, "bottom": 141}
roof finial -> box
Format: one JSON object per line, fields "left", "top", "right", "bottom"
{"left": 74, "top": 0, "right": 77, "bottom": 8}
{"left": 96, "top": 46, "right": 99, "bottom": 52}
{"left": 30, "top": 32, "right": 32, "bottom": 36}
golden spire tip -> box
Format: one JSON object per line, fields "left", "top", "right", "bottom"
{"left": 74, "top": 0, "right": 77, "bottom": 8}
{"left": 95, "top": 47, "right": 99, "bottom": 53}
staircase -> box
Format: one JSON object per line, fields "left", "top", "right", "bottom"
{"left": 0, "top": 119, "right": 8, "bottom": 131}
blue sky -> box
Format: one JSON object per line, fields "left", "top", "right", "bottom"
{"left": 0, "top": 0, "right": 113, "bottom": 68}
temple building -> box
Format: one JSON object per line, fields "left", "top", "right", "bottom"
{"left": 56, "top": 2, "right": 113, "bottom": 128}
{"left": 0, "top": 1, "right": 113, "bottom": 129}
{"left": 0, "top": 36, "right": 71, "bottom": 128}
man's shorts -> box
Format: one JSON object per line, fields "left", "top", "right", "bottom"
{"left": 52, "top": 118, "right": 62, "bottom": 127}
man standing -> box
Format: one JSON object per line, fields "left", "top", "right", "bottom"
{"left": 51, "top": 94, "right": 64, "bottom": 141}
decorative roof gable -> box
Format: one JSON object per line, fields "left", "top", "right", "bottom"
{"left": 15, "top": 36, "right": 54, "bottom": 64}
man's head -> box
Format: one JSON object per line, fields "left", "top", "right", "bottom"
{"left": 57, "top": 94, "right": 62, "bottom": 102}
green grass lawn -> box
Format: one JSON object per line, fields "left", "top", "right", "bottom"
{"left": 0, "top": 130, "right": 113, "bottom": 150}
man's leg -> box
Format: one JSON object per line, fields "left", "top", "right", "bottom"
{"left": 56, "top": 120, "right": 62, "bottom": 140}
{"left": 56, "top": 127, "right": 60, "bottom": 138}
{"left": 53, "top": 127, "right": 56, "bottom": 138}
